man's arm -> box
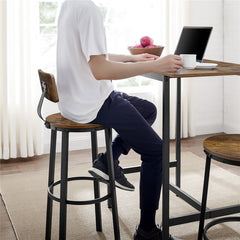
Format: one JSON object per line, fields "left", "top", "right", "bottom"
{"left": 108, "top": 53, "right": 158, "bottom": 63}
{"left": 89, "top": 54, "right": 183, "bottom": 80}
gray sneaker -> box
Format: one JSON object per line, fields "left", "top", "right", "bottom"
{"left": 88, "top": 153, "right": 135, "bottom": 191}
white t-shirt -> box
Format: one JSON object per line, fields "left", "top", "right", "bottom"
{"left": 57, "top": 0, "right": 113, "bottom": 123}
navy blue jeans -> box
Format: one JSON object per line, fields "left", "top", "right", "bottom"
{"left": 91, "top": 91, "right": 162, "bottom": 211}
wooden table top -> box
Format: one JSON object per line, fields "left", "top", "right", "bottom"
{"left": 161, "top": 59, "right": 240, "bottom": 78}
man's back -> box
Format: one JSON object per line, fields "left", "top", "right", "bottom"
{"left": 57, "top": 0, "right": 113, "bottom": 123}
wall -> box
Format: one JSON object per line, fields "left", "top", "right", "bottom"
{"left": 186, "top": 0, "right": 240, "bottom": 136}
{"left": 187, "top": 0, "right": 224, "bottom": 136}
{"left": 223, "top": 0, "right": 240, "bottom": 133}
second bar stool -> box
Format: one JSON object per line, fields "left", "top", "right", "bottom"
{"left": 198, "top": 134, "right": 240, "bottom": 240}
{"left": 37, "top": 70, "right": 120, "bottom": 240}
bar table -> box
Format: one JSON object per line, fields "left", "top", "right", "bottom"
{"left": 143, "top": 59, "right": 240, "bottom": 239}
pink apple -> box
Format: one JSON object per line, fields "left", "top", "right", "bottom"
{"left": 132, "top": 44, "right": 143, "bottom": 48}
{"left": 140, "top": 36, "right": 153, "bottom": 47}
{"left": 145, "top": 44, "right": 158, "bottom": 48}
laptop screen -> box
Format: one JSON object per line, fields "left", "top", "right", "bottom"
{"left": 174, "top": 26, "right": 213, "bottom": 62}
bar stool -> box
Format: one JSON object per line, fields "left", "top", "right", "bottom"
{"left": 198, "top": 134, "right": 240, "bottom": 240}
{"left": 37, "top": 70, "right": 120, "bottom": 240}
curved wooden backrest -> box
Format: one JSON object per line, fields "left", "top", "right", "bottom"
{"left": 38, "top": 69, "right": 59, "bottom": 103}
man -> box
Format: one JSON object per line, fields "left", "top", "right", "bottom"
{"left": 57, "top": 0, "right": 183, "bottom": 239}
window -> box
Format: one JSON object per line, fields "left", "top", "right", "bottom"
{"left": 39, "top": 1, "right": 60, "bottom": 74}
{"left": 39, "top": 0, "right": 163, "bottom": 92}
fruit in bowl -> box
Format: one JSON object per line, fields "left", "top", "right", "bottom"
{"left": 128, "top": 36, "right": 164, "bottom": 56}
{"left": 140, "top": 36, "right": 153, "bottom": 47}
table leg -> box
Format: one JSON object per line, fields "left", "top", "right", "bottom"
{"left": 175, "top": 77, "right": 181, "bottom": 187}
{"left": 162, "top": 76, "right": 170, "bottom": 239}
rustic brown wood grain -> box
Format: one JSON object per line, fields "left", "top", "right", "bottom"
{"left": 162, "top": 59, "right": 240, "bottom": 78}
{"left": 46, "top": 113, "right": 103, "bottom": 129}
{"left": 38, "top": 69, "right": 59, "bottom": 102}
{"left": 204, "top": 134, "right": 240, "bottom": 162}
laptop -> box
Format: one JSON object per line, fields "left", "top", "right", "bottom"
{"left": 174, "top": 26, "right": 216, "bottom": 68}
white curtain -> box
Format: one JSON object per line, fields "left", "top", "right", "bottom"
{"left": 0, "top": 0, "right": 44, "bottom": 159}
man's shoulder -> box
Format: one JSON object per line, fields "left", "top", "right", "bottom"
{"left": 63, "top": 0, "right": 99, "bottom": 17}
{"left": 64, "top": 0, "right": 96, "bottom": 8}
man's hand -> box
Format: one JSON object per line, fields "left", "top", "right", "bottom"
{"left": 154, "top": 55, "right": 183, "bottom": 72}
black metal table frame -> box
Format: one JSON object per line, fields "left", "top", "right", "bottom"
{"left": 123, "top": 73, "right": 240, "bottom": 240}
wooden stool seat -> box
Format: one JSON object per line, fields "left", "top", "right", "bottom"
{"left": 198, "top": 134, "right": 240, "bottom": 240}
{"left": 46, "top": 113, "right": 104, "bottom": 130}
{"left": 203, "top": 134, "right": 240, "bottom": 164}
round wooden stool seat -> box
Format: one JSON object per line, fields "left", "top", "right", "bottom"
{"left": 46, "top": 113, "right": 104, "bottom": 130}
{"left": 203, "top": 134, "right": 240, "bottom": 166}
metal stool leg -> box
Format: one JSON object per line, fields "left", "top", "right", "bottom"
{"left": 198, "top": 154, "right": 212, "bottom": 240}
{"left": 107, "top": 129, "right": 112, "bottom": 209}
{"left": 46, "top": 130, "right": 57, "bottom": 240}
{"left": 91, "top": 131, "right": 102, "bottom": 232}
{"left": 59, "top": 131, "right": 69, "bottom": 240}
{"left": 107, "top": 184, "right": 112, "bottom": 208}
{"left": 105, "top": 128, "right": 120, "bottom": 240}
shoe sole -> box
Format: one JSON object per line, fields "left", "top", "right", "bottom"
{"left": 88, "top": 167, "right": 109, "bottom": 183}
{"left": 88, "top": 167, "right": 135, "bottom": 192}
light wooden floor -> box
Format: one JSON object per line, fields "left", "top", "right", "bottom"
{"left": 1, "top": 133, "right": 239, "bottom": 240}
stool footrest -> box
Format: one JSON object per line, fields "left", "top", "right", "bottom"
{"left": 48, "top": 176, "right": 111, "bottom": 205}
{"left": 204, "top": 216, "right": 240, "bottom": 240}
